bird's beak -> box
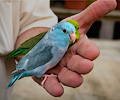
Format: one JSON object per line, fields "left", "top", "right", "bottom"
{"left": 69, "top": 32, "right": 76, "bottom": 43}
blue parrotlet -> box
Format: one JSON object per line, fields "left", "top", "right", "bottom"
{"left": 8, "top": 22, "right": 76, "bottom": 88}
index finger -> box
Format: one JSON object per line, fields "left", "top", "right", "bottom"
{"left": 79, "top": 0, "right": 117, "bottom": 25}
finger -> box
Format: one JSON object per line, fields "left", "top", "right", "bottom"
{"left": 58, "top": 67, "right": 83, "bottom": 88}
{"left": 79, "top": 0, "right": 117, "bottom": 26}
{"left": 32, "top": 76, "right": 64, "bottom": 97}
{"left": 76, "top": 35, "right": 100, "bottom": 60}
{"left": 87, "top": 0, "right": 117, "bottom": 20}
{"left": 67, "top": 55, "right": 93, "bottom": 74}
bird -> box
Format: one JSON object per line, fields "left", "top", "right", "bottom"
{"left": 7, "top": 21, "right": 76, "bottom": 88}
{"left": 6, "top": 20, "right": 80, "bottom": 59}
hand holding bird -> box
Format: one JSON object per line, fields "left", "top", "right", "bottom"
{"left": 7, "top": 0, "right": 116, "bottom": 97}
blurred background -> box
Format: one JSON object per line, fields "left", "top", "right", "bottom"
{"left": 11, "top": 0, "right": 120, "bottom": 100}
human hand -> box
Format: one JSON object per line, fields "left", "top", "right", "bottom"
{"left": 32, "top": 0, "right": 117, "bottom": 97}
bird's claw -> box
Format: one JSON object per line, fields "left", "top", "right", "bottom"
{"left": 41, "top": 74, "right": 57, "bottom": 87}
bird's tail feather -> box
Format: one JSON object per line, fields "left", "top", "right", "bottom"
{"left": 7, "top": 73, "right": 23, "bottom": 88}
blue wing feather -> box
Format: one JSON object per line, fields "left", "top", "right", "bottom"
{"left": 17, "top": 45, "right": 53, "bottom": 71}
{"left": 26, "top": 46, "right": 53, "bottom": 70}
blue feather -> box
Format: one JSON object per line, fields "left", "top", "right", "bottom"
{"left": 7, "top": 73, "right": 23, "bottom": 88}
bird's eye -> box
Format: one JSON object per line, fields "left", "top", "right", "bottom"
{"left": 63, "top": 29, "right": 68, "bottom": 33}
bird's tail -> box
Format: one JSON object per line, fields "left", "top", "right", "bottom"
{"left": 7, "top": 73, "right": 23, "bottom": 88}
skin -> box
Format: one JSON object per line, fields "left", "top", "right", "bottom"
{"left": 15, "top": 0, "right": 117, "bottom": 97}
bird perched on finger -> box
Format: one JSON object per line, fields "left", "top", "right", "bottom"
{"left": 8, "top": 21, "right": 76, "bottom": 88}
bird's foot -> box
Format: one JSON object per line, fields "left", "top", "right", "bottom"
{"left": 41, "top": 74, "right": 57, "bottom": 87}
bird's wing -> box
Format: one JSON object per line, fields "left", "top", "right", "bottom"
{"left": 6, "top": 32, "right": 47, "bottom": 59}
{"left": 20, "top": 31, "right": 47, "bottom": 49}
{"left": 17, "top": 45, "right": 54, "bottom": 71}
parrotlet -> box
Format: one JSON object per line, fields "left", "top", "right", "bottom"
{"left": 6, "top": 20, "right": 80, "bottom": 59}
{"left": 7, "top": 22, "right": 76, "bottom": 88}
